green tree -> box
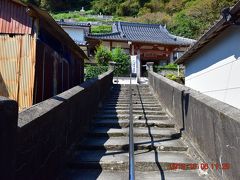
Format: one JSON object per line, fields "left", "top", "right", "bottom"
{"left": 91, "top": 0, "right": 123, "bottom": 15}
{"left": 169, "top": 12, "right": 202, "bottom": 39}
{"left": 117, "top": 0, "right": 140, "bottom": 16}
{"left": 23, "top": 0, "right": 91, "bottom": 11}
{"left": 111, "top": 48, "right": 130, "bottom": 76}
{"left": 95, "top": 45, "right": 112, "bottom": 66}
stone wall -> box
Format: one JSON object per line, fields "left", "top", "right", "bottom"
{"left": 148, "top": 71, "right": 240, "bottom": 180}
{"left": 0, "top": 70, "right": 113, "bottom": 180}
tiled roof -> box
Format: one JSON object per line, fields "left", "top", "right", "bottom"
{"left": 88, "top": 22, "right": 195, "bottom": 46}
{"left": 57, "top": 21, "right": 91, "bottom": 27}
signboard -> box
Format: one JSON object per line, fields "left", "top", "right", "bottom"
{"left": 131, "top": 55, "right": 137, "bottom": 74}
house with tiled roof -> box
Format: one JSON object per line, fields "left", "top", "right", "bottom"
{"left": 57, "top": 20, "right": 91, "bottom": 58}
{"left": 175, "top": 1, "right": 240, "bottom": 109}
{"left": 87, "top": 22, "right": 195, "bottom": 74}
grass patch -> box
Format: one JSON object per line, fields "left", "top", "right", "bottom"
{"left": 51, "top": 11, "right": 98, "bottom": 22}
{"left": 91, "top": 25, "right": 112, "bottom": 33}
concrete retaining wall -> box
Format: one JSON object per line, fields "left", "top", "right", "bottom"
{"left": 0, "top": 70, "right": 113, "bottom": 180}
{"left": 0, "top": 97, "right": 18, "bottom": 180}
{"left": 148, "top": 71, "right": 240, "bottom": 180}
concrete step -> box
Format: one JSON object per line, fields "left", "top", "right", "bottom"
{"left": 96, "top": 110, "right": 166, "bottom": 116}
{"left": 111, "top": 86, "right": 150, "bottom": 89}
{"left": 94, "top": 114, "right": 169, "bottom": 120}
{"left": 61, "top": 169, "right": 207, "bottom": 180}
{"left": 112, "top": 88, "right": 151, "bottom": 91}
{"left": 104, "top": 102, "right": 160, "bottom": 106}
{"left": 101, "top": 106, "right": 163, "bottom": 111}
{"left": 99, "top": 109, "right": 165, "bottom": 114}
{"left": 109, "top": 94, "right": 154, "bottom": 97}
{"left": 105, "top": 99, "right": 158, "bottom": 103}
{"left": 93, "top": 119, "right": 175, "bottom": 128}
{"left": 108, "top": 94, "right": 155, "bottom": 97}
{"left": 103, "top": 104, "right": 162, "bottom": 108}
{"left": 105, "top": 98, "right": 157, "bottom": 102}
{"left": 110, "top": 93, "right": 154, "bottom": 96}
{"left": 105, "top": 100, "right": 159, "bottom": 104}
{"left": 90, "top": 127, "right": 179, "bottom": 138}
{"left": 111, "top": 86, "right": 149, "bottom": 89}
{"left": 77, "top": 137, "right": 188, "bottom": 152}
{"left": 111, "top": 88, "right": 151, "bottom": 91}
{"left": 68, "top": 150, "right": 197, "bottom": 171}
{"left": 109, "top": 93, "right": 153, "bottom": 97}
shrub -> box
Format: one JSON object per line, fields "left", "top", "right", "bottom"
{"left": 95, "top": 45, "right": 112, "bottom": 66}
{"left": 93, "top": 46, "right": 130, "bottom": 76}
{"left": 165, "top": 73, "right": 184, "bottom": 84}
{"left": 85, "top": 65, "right": 108, "bottom": 80}
{"left": 126, "top": 12, "right": 172, "bottom": 25}
{"left": 91, "top": 25, "right": 112, "bottom": 33}
{"left": 162, "top": 63, "right": 178, "bottom": 69}
{"left": 111, "top": 48, "right": 130, "bottom": 76}
{"left": 166, "top": 73, "right": 177, "bottom": 80}
{"left": 154, "top": 63, "right": 178, "bottom": 72}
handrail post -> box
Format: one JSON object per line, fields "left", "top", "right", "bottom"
{"left": 129, "top": 65, "right": 135, "bottom": 180}
{"left": 146, "top": 62, "right": 154, "bottom": 72}
{"left": 108, "top": 61, "right": 116, "bottom": 71}
{"left": 109, "top": 61, "right": 119, "bottom": 84}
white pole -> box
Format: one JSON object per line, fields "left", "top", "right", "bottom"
{"left": 178, "top": 65, "right": 180, "bottom": 76}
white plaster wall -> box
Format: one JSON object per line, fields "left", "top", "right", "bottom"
{"left": 185, "top": 26, "right": 240, "bottom": 109}
{"left": 62, "top": 27, "right": 85, "bottom": 42}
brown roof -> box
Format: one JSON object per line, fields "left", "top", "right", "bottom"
{"left": 175, "top": 1, "right": 240, "bottom": 64}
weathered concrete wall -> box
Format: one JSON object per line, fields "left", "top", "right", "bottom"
{"left": 15, "top": 70, "right": 113, "bottom": 180}
{"left": 0, "top": 97, "right": 18, "bottom": 180}
{"left": 148, "top": 71, "right": 240, "bottom": 180}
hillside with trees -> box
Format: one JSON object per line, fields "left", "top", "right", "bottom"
{"left": 23, "top": 0, "right": 238, "bottom": 39}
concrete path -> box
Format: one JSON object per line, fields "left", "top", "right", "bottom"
{"left": 60, "top": 84, "right": 210, "bottom": 180}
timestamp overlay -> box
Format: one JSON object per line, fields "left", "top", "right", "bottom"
{"left": 168, "top": 163, "right": 231, "bottom": 171}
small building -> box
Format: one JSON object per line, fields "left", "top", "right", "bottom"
{"left": 176, "top": 1, "right": 240, "bottom": 109}
{"left": 0, "top": 0, "right": 87, "bottom": 110}
{"left": 87, "top": 22, "right": 195, "bottom": 74}
{"left": 57, "top": 20, "right": 91, "bottom": 58}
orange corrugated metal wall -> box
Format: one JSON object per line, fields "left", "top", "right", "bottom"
{"left": 0, "top": 35, "right": 36, "bottom": 111}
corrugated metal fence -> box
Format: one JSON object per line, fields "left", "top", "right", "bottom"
{"left": 0, "top": 35, "right": 36, "bottom": 110}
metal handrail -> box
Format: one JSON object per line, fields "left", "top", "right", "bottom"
{"left": 129, "top": 68, "right": 135, "bottom": 180}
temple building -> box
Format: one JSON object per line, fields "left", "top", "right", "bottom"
{"left": 87, "top": 22, "right": 195, "bottom": 74}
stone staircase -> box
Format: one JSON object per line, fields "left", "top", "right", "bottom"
{"left": 60, "top": 84, "right": 209, "bottom": 180}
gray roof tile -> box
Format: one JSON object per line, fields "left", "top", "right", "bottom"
{"left": 57, "top": 20, "right": 91, "bottom": 27}
{"left": 88, "top": 22, "right": 195, "bottom": 46}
